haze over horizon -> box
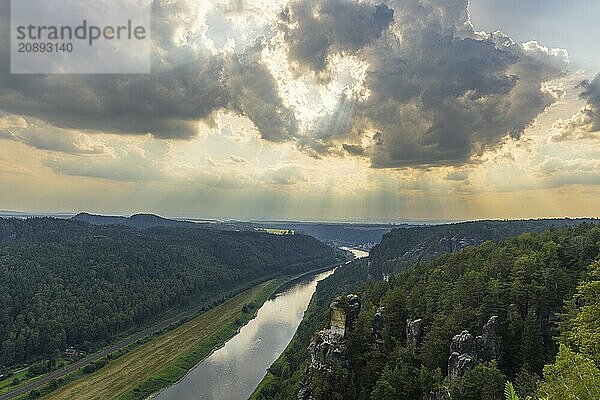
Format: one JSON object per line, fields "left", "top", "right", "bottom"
{"left": 1, "top": 0, "right": 599, "bottom": 221}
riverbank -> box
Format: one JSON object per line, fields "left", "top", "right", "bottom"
{"left": 153, "top": 268, "right": 337, "bottom": 400}
{"left": 37, "top": 279, "right": 282, "bottom": 400}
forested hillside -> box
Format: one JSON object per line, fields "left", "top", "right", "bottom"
{"left": 0, "top": 218, "right": 338, "bottom": 369}
{"left": 252, "top": 223, "right": 600, "bottom": 400}
{"left": 369, "top": 219, "right": 598, "bottom": 278}
{"left": 535, "top": 259, "right": 600, "bottom": 399}
{"left": 71, "top": 212, "right": 203, "bottom": 229}
{"left": 260, "top": 222, "right": 394, "bottom": 247}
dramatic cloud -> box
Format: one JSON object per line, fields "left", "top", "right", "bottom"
{"left": 552, "top": 75, "right": 600, "bottom": 141}
{"left": 0, "top": 1, "right": 230, "bottom": 138}
{"left": 226, "top": 39, "right": 300, "bottom": 142}
{"left": 0, "top": 0, "right": 296, "bottom": 140}
{"left": 279, "top": 0, "right": 393, "bottom": 72}
{"left": 0, "top": 0, "right": 570, "bottom": 169}
{"left": 289, "top": 0, "right": 569, "bottom": 167}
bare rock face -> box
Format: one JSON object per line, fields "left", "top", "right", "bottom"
{"left": 330, "top": 294, "right": 361, "bottom": 339}
{"left": 447, "top": 316, "right": 501, "bottom": 378}
{"left": 481, "top": 316, "right": 502, "bottom": 361}
{"left": 298, "top": 294, "right": 362, "bottom": 400}
{"left": 448, "top": 352, "right": 476, "bottom": 378}
{"left": 450, "top": 330, "right": 476, "bottom": 355}
{"left": 308, "top": 329, "right": 349, "bottom": 370}
{"left": 448, "top": 330, "right": 477, "bottom": 377}
{"left": 406, "top": 318, "right": 424, "bottom": 348}
{"left": 373, "top": 307, "right": 386, "bottom": 344}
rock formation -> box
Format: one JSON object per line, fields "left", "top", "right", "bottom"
{"left": 329, "top": 294, "right": 361, "bottom": 339}
{"left": 307, "top": 329, "right": 349, "bottom": 371}
{"left": 481, "top": 315, "right": 502, "bottom": 361}
{"left": 298, "top": 295, "right": 362, "bottom": 400}
{"left": 447, "top": 316, "right": 502, "bottom": 378}
{"left": 448, "top": 330, "right": 477, "bottom": 378}
{"left": 406, "top": 318, "right": 424, "bottom": 348}
{"left": 373, "top": 307, "right": 386, "bottom": 344}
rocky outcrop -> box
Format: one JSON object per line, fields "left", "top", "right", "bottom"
{"left": 316, "top": 295, "right": 361, "bottom": 361}
{"left": 406, "top": 318, "right": 425, "bottom": 348}
{"left": 448, "top": 330, "right": 477, "bottom": 378}
{"left": 373, "top": 307, "right": 386, "bottom": 344}
{"left": 447, "top": 316, "right": 502, "bottom": 378}
{"left": 481, "top": 315, "right": 502, "bottom": 361}
{"left": 298, "top": 295, "right": 362, "bottom": 400}
{"left": 308, "top": 329, "right": 349, "bottom": 371}
{"left": 330, "top": 294, "right": 361, "bottom": 339}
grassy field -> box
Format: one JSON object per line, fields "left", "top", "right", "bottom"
{"left": 41, "top": 279, "right": 281, "bottom": 400}
{"left": 0, "top": 370, "right": 31, "bottom": 395}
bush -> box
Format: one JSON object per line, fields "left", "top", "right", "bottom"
{"left": 449, "top": 362, "right": 506, "bottom": 400}
{"left": 27, "top": 360, "right": 49, "bottom": 377}
{"left": 82, "top": 364, "right": 96, "bottom": 374}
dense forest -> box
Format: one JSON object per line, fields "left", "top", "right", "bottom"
{"left": 0, "top": 218, "right": 339, "bottom": 369}
{"left": 252, "top": 223, "right": 600, "bottom": 400}
{"left": 369, "top": 218, "right": 598, "bottom": 277}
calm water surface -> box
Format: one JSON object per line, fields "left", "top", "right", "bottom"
{"left": 341, "top": 247, "right": 369, "bottom": 259}
{"left": 154, "top": 269, "right": 335, "bottom": 400}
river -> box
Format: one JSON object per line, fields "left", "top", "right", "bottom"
{"left": 341, "top": 247, "right": 369, "bottom": 259}
{"left": 153, "top": 268, "right": 335, "bottom": 400}
{"left": 154, "top": 247, "right": 370, "bottom": 400}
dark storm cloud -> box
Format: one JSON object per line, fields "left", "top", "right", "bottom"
{"left": 225, "top": 39, "right": 299, "bottom": 142}
{"left": 285, "top": 0, "right": 568, "bottom": 167}
{"left": 280, "top": 0, "right": 393, "bottom": 72}
{"left": 0, "top": 0, "right": 297, "bottom": 140}
{"left": 579, "top": 75, "right": 600, "bottom": 131}
{"left": 365, "top": 31, "right": 566, "bottom": 167}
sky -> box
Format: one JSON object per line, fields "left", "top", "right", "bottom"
{"left": 0, "top": 0, "right": 599, "bottom": 222}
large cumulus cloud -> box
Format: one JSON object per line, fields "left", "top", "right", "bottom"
{"left": 0, "top": 0, "right": 570, "bottom": 169}
{"left": 287, "top": 0, "right": 568, "bottom": 167}
{"left": 552, "top": 75, "right": 600, "bottom": 141}
{"left": 279, "top": 0, "right": 394, "bottom": 72}
{"left": 0, "top": 0, "right": 295, "bottom": 140}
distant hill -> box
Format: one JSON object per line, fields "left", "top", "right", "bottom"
{"left": 72, "top": 212, "right": 204, "bottom": 229}
{"left": 71, "top": 213, "right": 397, "bottom": 246}
{"left": 370, "top": 218, "right": 600, "bottom": 277}
{"left": 258, "top": 221, "right": 397, "bottom": 248}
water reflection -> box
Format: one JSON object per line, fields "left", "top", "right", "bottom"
{"left": 154, "top": 269, "right": 334, "bottom": 400}
{"left": 340, "top": 247, "right": 369, "bottom": 259}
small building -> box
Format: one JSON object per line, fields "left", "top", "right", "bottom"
{"left": 64, "top": 347, "right": 80, "bottom": 360}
